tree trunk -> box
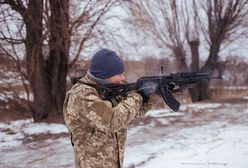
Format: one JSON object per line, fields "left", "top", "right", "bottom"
{"left": 172, "top": 46, "right": 188, "bottom": 71}
{"left": 191, "top": 43, "right": 221, "bottom": 101}
{"left": 24, "top": 0, "right": 52, "bottom": 121}
{"left": 24, "top": 0, "right": 69, "bottom": 122}
{"left": 199, "top": 43, "right": 221, "bottom": 100}
{"left": 47, "top": 0, "right": 69, "bottom": 116}
{"left": 189, "top": 41, "right": 199, "bottom": 72}
{"left": 188, "top": 40, "right": 201, "bottom": 101}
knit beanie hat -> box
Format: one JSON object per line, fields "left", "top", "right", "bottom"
{"left": 89, "top": 48, "right": 125, "bottom": 79}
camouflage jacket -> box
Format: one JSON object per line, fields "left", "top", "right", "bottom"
{"left": 63, "top": 75, "right": 146, "bottom": 168}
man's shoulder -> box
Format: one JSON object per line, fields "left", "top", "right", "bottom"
{"left": 64, "top": 81, "right": 99, "bottom": 114}
{"left": 67, "top": 82, "right": 97, "bottom": 97}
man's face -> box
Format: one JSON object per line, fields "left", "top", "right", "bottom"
{"left": 105, "top": 73, "right": 126, "bottom": 84}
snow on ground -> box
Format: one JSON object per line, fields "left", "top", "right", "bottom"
{"left": 0, "top": 102, "right": 248, "bottom": 168}
{"left": 125, "top": 122, "right": 248, "bottom": 168}
{"left": 124, "top": 102, "right": 248, "bottom": 168}
{"left": 0, "top": 119, "right": 68, "bottom": 149}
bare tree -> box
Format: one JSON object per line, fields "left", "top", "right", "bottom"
{"left": 68, "top": 0, "right": 120, "bottom": 66}
{"left": 191, "top": 0, "right": 248, "bottom": 100}
{"left": 124, "top": 0, "right": 248, "bottom": 101}
{"left": 0, "top": 2, "right": 33, "bottom": 113}
{"left": 0, "top": 0, "right": 69, "bottom": 121}
{"left": 124, "top": 0, "right": 188, "bottom": 71}
{"left": 0, "top": 0, "right": 119, "bottom": 121}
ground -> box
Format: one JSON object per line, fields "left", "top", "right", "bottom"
{"left": 0, "top": 97, "right": 248, "bottom": 168}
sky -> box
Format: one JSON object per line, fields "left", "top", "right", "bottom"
{"left": 101, "top": 2, "right": 248, "bottom": 62}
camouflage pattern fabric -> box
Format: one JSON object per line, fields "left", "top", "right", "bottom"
{"left": 63, "top": 76, "right": 147, "bottom": 168}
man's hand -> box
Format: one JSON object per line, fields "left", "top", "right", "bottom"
{"left": 137, "top": 90, "right": 150, "bottom": 104}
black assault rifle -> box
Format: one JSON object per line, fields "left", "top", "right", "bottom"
{"left": 72, "top": 72, "right": 222, "bottom": 111}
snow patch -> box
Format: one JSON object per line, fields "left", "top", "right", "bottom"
{"left": 0, "top": 119, "right": 68, "bottom": 148}
{"left": 22, "top": 123, "right": 68, "bottom": 135}
{"left": 180, "top": 103, "right": 223, "bottom": 111}
{"left": 146, "top": 109, "right": 185, "bottom": 118}
{"left": 125, "top": 122, "right": 248, "bottom": 168}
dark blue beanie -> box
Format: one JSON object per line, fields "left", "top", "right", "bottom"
{"left": 89, "top": 48, "right": 125, "bottom": 79}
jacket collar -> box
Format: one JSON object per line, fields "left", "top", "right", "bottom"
{"left": 84, "top": 70, "right": 112, "bottom": 85}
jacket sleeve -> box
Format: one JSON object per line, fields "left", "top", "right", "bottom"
{"left": 66, "top": 90, "right": 143, "bottom": 133}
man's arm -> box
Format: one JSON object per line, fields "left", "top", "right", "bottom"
{"left": 66, "top": 90, "right": 143, "bottom": 133}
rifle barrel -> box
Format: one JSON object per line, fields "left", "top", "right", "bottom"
{"left": 209, "top": 75, "right": 223, "bottom": 79}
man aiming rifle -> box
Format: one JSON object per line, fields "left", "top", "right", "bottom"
{"left": 63, "top": 48, "right": 221, "bottom": 168}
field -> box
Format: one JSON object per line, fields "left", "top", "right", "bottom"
{"left": 1, "top": 97, "right": 248, "bottom": 168}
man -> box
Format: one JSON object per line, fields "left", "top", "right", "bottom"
{"left": 63, "top": 48, "right": 153, "bottom": 168}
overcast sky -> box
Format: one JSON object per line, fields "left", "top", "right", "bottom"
{"left": 100, "top": 3, "right": 248, "bottom": 63}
